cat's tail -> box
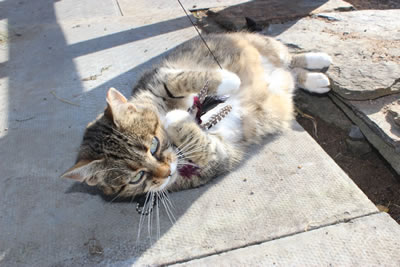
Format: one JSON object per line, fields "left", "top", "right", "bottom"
{"left": 290, "top": 52, "right": 332, "bottom": 94}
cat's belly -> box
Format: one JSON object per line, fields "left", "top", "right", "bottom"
{"left": 261, "top": 56, "right": 295, "bottom": 94}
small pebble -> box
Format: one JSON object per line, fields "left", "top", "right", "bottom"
{"left": 348, "top": 125, "right": 364, "bottom": 140}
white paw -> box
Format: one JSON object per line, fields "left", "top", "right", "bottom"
{"left": 310, "top": 87, "right": 331, "bottom": 94}
{"left": 305, "top": 52, "right": 332, "bottom": 70}
{"left": 164, "top": 109, "right": 192, "bottom": 129}
{"left": 303, "top": 73, "right": 331, "bottom": 93}
{"left": 217, "top": 69, "right": 241, "bottom": 95}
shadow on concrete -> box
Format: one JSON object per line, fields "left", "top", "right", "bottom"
{"left": 197, "top": 0, "right": 331, "bottom": 35}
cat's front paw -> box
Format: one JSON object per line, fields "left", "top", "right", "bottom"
{"left": 217, "top": 69, "right": 241, "bottom": 95}
{"left": 304, "top": 52, "right": 332, "bottom": 70}
{"left": 164, "top": 109, "right": 193, "bottom": 129}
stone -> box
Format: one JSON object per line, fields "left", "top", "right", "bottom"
{"left": 348, "top": 125, "right": 365, "bottom": 140}
{"left": 348, "top": 94, "right": 400, "bottom": 149}
{"left": 268, "top": 10, "right": 400, "bottom": 101}
{"left": 294, "top": 90, "right": 352, "bottom": 130}
{"left": 196, "top": 0, "right": 354, "bottom": 32}
{"left": 388, "top": 105, "right": 400, "bottom": 128}
{"left": 331, "top": 94, "right": 400, "bottom": 174}
{"left": 346, "top": 138, "right": 372, "bottom": 155}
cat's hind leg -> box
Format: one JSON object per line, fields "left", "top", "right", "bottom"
{"left": 291, "top": 52, "right": 332, "bottom": 94}
{"left": 291, "top": 52, "right": 332, "bottom": 70}
{"left": 292, "top": 68, "right": 331, "bottom": 94}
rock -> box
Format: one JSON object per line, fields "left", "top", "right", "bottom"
{"left": 269, "top": 10, "right": 400, "bottom": 101}
{"left": 349, "top": 125, "right": 365, "bottom": 141}
{"left": 346, "top": 94, "right": 400, "bottom": 150}
{"left": 388, "top": 106, "right": 400, "bottom": 128}
{"left": 331, "top": 94, "right": 400, "bottom": 174}
{"left": 294, "top": 90, "right": 352, "bottom": 130}
{"left": 346, "top": 138, "right": 372, "bottom": 155}
{"left": 197, "top": 0, "right": 354, "bottom": 32}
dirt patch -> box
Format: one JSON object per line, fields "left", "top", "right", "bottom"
{"left": 297, "top": 110, "right": 400, "bottom": 223}
{"left": 345, "top": 0, "right": 400, "bottom": 10}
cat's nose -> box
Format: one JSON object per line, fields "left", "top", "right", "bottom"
{"left": 154, "top": 164, "right": 171, "bottom": 178}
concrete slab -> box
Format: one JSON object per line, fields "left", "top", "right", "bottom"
{"left": 175, "top": 212, "right": 400, "bottom": 266}
{"left": 116, "top": 0, "right": 251, "bottom": 16}
{"left": 1, "top": 0, "right": 121, "bottom": 27}
{"left": 0, "top": 1, "right": 397, "bottom": 266}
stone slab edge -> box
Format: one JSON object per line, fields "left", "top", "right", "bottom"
{"left": 331, "top": 94, "right": 400, "bottom": 174}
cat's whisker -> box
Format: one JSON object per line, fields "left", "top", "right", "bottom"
{"left": 176, "top": 162, "right": 199, "bottom": 168}
{"left": 160, "top": 192, "right": 176, "bottom": 224}
{"left": 178, "top": 141, "right": 197, "bottom": 154}
{"left": 180, "top": 145, "right": 208, "bottom": 156}
{"left": 159, "top": 194, "right": 175, "bottom": 225}
{"left": 147, "top": 192, "right": 154, "bottom": 243}
{"left": 108, "top": 186, "right": 126, "bottom": 204}
{"left": 176, "top": 140, "right": 198, "bottom": 155}
{"left": 156, "top": 192, "right": 161, "bottom": 240}
{"left": 176, "top": 137, "right": 193, "bottom": 150}
{"left": 161, "top": 190, "right": 176, "bottom": 210}
{"left": 109, "top": 173, "right": 126, "bottom": 183}
{"left": 181, "top": 146, "right": 208, "bottom": 156}
{"left": 136, "top": 192, "right": 151, "bottom": 245}
{"left": 180, "top": 151, "right": 204, "bottom": 160}
{"left": 181, "top": 150, "right": 204, "bottom": 158}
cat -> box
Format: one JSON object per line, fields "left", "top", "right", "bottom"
{"left": 62, "top": 32, "right": 332, "bottom": 198}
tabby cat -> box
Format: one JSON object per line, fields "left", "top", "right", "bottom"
{"left": 62, "top": 32, "right": 332, "bottom": 197}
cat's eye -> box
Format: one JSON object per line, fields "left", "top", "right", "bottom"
{"left": 150, "top": 136, "right": 159, "bottom": 155}
{"left": 129, "top": 171, "right": 145, "bottom": 184}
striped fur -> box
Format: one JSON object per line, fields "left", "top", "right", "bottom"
{"left": 62, "top": 32, "right": 331, "bottom": 197}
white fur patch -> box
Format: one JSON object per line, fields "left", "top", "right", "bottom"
{"left": 261, "top": 56, "right": 275, "bottom": 75}
{"left": 170, "top": 160, "right": 177, "bottom": 175}
{"left": 303, "top": 73, "right": 331, "bottom": 93}
{"left": 184, "top": 93, "right": 197, "bottom": 110}
{"left": 305, "top": 52, "right": 332, "bottom": 70}
{"left": 160, "top": 67, "right": 182, "bottom": 74}
{"left": 201, "top": 97, "right": 242, "bottom": 142}
{"left": 261, "top": 56, "right": 295, "bottom": 94}
{"left": 164, "top": 109, "right": 192, "bottom": 129}
{"left": 158, "top": 176, "right": 171, "bottom": 191}
{"left": 217, "top": 69, "right": 241, "bottom": 95}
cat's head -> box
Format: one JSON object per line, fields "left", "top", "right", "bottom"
{"left": 62, "top": 88, "right": 177, "bottom": 197}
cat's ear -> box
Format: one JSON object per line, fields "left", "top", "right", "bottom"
{"left": 105, "top": 88, "right": 136, "bottom": 125}
{"left": 107, "top": 87, "right": 127, "bottom": 106}
{"left": 61, "top": 159, "right": 103, "bottom": 185}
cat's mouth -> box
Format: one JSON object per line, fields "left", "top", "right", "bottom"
{"left": 172, "top": 145, "right": 200, "bottom": 179}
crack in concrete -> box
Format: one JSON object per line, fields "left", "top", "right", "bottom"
{"left": 164, "top": 211, "right": 381, "bottom": 266}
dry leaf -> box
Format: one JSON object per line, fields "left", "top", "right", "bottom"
{"left": 376, "top": 204, "right": 389, "bottom": 213}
